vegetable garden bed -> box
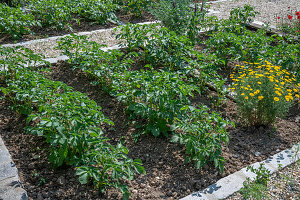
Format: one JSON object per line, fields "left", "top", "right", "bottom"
{"left": 0, "top": 3, "right": 299, "bottom": 200}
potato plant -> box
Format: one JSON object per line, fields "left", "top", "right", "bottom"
{"left": 0, "top": 46, "right": 145, "bottom": 199}
{"left": 0, "top": 3, "right": 37, "bottom": 39}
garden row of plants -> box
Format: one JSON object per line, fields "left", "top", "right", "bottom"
{"left": 0, "top": 0, "right": 154, "bottom": 40}
{"left": 56, "top": 3, "right": 300, "bottom": 172}
{"left": 0, "top": 46, "right": 145, "bottom": 199}
{"left": 0, "top": 2, "right": 299, "bottom": 199}
{"left": 0, "top": 0, "right": 213, "bottom": 41}
{"left": 57, "top": 23, "right": 232, "bottom": 173}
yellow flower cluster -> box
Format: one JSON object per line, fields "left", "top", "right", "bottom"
{"left": 229, "top": 61, "right": 300, "bottom": 102}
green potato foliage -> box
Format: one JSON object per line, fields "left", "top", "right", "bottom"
{"left": 0, "top": 3, "right": 37, "bottom": 39}
{"left": 58, "top": 25, "right": 232, "bottom": 172}
{"left": 0, "top": 46, "right": 145, "bottom": 200}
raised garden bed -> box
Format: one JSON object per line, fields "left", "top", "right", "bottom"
{"left": 0, "top": 4, "right": 299, "bottom": 200}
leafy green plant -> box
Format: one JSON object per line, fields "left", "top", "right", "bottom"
{"left": 229, "top": 4, "right": 258, "bottom": 25}
{"left": 0, "top": 3, "right": 37, "bottom": 39}
{"left": 240, "top": 163, "right": 271, "bottom": 200}
{"left": 121, "top": 0, "right": 150, "bottom": 17}
{"left": 0, "top": 46, "right": 145, "bottom": 199}
{"left": 229, "top": 61, "right": 299, "bottom": 126}
{"left": 71, "top": 0, "right": 119, "bottom": 24}
{"left": 28, "top": 0, "right": 74, "bottom": 30}
{"left": 171, "top": 105, "right": 232, "bottom": 172}
{"left": 148, "top": 0, "right": 207, "bottom": 42}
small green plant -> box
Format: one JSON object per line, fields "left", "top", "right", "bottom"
{"left": 240, "top": 163, "right": 271, "bottom": 200}
{"left": 148, "top": 0, "right": 207, "bottom": 42}
{"left": 229, "top": 4, "right": 258, "bottom": 25}
{"left": 229, "top": 61, "right": 299, "bottom": 126}
{"left": 212, "top": 78, "right": 227, "bottom": 108}
{"left": 122, "top": 0, "right": 150, "bottom": 17}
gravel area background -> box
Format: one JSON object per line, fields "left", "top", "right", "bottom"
{"left": 210, "top": 0, "right": 300, "bottom": 25}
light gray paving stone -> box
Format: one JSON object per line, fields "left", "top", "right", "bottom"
{"left": 0, "top": 136, "right": 28, "bottom": 200}
{"left": 263, "top": 144, "right": 300, "bottom": 170}
{"left": 0, "top": 161, "right": 18, "bottom": 182}
{"left": 181, "top": 192, "right": 209, "bottom": 200}
{"left": 0, "top": 176, "right": 28, "bottom": 200}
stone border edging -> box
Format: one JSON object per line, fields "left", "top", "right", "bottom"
{"left": 181, "top": 143, "right": 300, "bottom": 200}
{"left": 0, "top": 136, "right": 28, "bottom": 200}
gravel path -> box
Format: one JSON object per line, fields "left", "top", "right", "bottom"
{"left": 226, "top": 159, "right": 300, "bottom": 200}
{"left": 210, "top": 0, "right": 300, "bottom": 26}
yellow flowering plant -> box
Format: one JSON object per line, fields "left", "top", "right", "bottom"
{"left": 229, "top": 61, "right": 300, "bottom": 126}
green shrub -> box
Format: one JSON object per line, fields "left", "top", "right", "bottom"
{"left": 229, "top": 61, "right": 299, "bottom": 126}
{"left": 122, "top": 0, "right": 151, "bottom": 17}
{"left": 148, "top": 0, "right": 207, "bottom": 43}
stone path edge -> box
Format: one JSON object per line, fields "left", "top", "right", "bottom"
{"left": 181, "top": 143, "right": 300, "bottom": 200}
{"left": 0, "top": 136, "right": 28, "bottom": 200}
{"left": 1, "top": 21, "right": 160, "bottom": 48}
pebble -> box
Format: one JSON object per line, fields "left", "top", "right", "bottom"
{"left": 254, "top": 151, "right": 261, "bottom": 157}
{"left": 232, "top": 154, "right": 239, "bottom": 158}
{"left": 132, "top": 189, "right": 138, "bottom": 193}
{"left": 37, "top": 193, "right": 43, "bottom": 200}
{"left": 57, "top": 176, "right": 65, "bottom": 185}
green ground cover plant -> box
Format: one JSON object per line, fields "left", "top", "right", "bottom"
{"left": 240, "top": 164, "right": 271, "bottom": 200}
{"left": 0, "top": 46, "right": 145, "bottom": 199}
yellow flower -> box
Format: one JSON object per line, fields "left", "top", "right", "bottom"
{"left": 287, "top": 89, "right": 292, "bottom": 92}
{"left": 296, "top": 94, "right": 300, "bottom": 98}
{"left": 250, "top": 93, "right": 254, "bottom": 96}
{"left": 275, "top": 91, "right": 282, "bottom": 96}
{"left": 257, "top": 81, "right": 262, "bottom": 84}
{"left": 245, "top": 96, "right": 249, "bottom": 100}
{"left": 285, "top": 95, "right": 293, "bottom": 101}
{"left": 280, "top": 82, "right": 285, "bottom": 85}
{"left": 258, "top": 96, "right": 264, "bottom": 100}
{"left": 241, "top": 93, "right": 245, "bottom": 96}
{"left": 293, "top": 88, "right": 298, "bottom": 92}
{"left": 274, "top": 97, "right": 279, "bottom": 101}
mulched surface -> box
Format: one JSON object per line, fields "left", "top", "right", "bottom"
{"left": 0, "top": 61, "right": 299, "bottom": 200}
{"left": 0, "top": 11, "right": 155, "bottom": 45}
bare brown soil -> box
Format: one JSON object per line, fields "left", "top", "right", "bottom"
{"left": 0, "top": 62, "right": 299, "bottom": 200}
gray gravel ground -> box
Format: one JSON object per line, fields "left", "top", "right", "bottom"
{"left": 210, "top": 0, "right": 300, "bottom": 26}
